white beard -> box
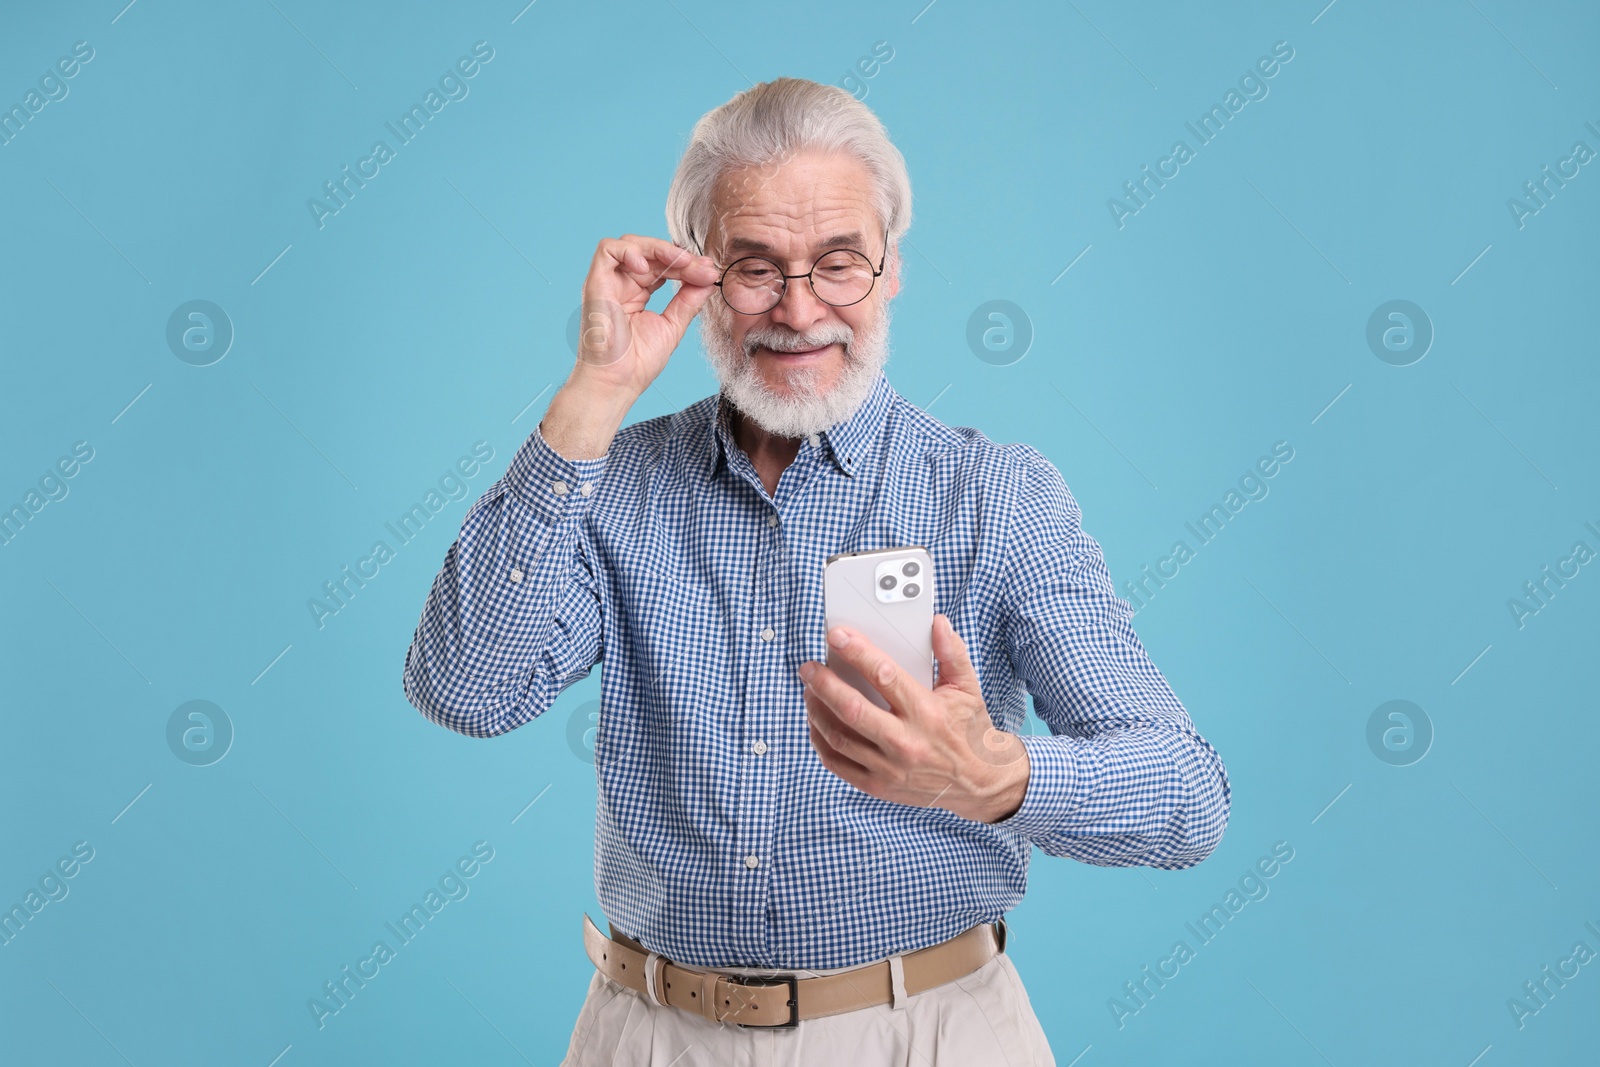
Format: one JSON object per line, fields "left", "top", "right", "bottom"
{"left": 699, "top": 292, "right": 892, "bottom": 438}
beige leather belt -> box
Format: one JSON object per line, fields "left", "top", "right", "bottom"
{"left": 582, "top": 913, "right": 1006, "bottom": 1028}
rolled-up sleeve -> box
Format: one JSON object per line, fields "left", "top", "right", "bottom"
{"left": 402, "top": 423, "right": 608, "bottom": 737}
{"left": 991, "top": 448, "right": 1231, "bottom": 868}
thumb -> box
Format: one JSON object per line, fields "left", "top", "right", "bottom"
{"left": 932, "top": 614, "right": 981, "bottom": 695}
{"left": 659, "top": 279, "right": 714, "bottom": 338}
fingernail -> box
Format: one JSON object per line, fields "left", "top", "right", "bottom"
{"left": 828, "top": 628, "right": 849, "bottom": 649}
{"left": 799, "top": 661, "right": 817, "bottom": 681}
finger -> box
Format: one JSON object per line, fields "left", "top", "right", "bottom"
{"left": 604, "top": 236, "right": 720, "bottom": 286}
{"left": 809, "top": 721, "right": 877, "bottom": 791}
{"left": 616, "top": 246, "right": 663, "bottom": 286}
{"left": 931, "top": 614, "right": 982, "bottom": 696}
{"left": 801, "top": 661, "right": 906, "bottom": 753}
{"left": 591, "top": 234, "right": 684, "bottom": 270}
{"left": 659, "top": 276, "right": 715, "bottom": 337}
{"left": 807, "top": 717, "right": 876, "bottom": 781}
{"left": 624, "top": 244, "right": 707, "bottom": 286}
{"left": 803, "top": 683, "right": 887, "bottom": 764}
{"left": 824, "top": 626, "right": 925, "bottom": 717}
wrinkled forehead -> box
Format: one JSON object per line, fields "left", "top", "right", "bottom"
{"left": 706, "top": 150, "right": 879, "bottom": 262}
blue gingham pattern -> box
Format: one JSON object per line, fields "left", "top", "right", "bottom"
{"left": 403, "top": 370, "right": 1231, "bottom": 970}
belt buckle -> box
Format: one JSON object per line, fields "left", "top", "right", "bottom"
{"left": 727, "top": 974, "right": 799, "bottom": 1029}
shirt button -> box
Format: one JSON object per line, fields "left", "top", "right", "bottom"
{"left": 752, "top": 740, "right": 768, "bottom": 756}
{"left": 551, "top": 480, "right": 569, "bottom": 496}
{"left": 509, "top": 567, "right": 524, "bottom": 584}
{"left": 759, "top": 627, "right": 775, "bottom": 642}
{"left": 579, "top": 482, "right": 594, "bottom": 497}
{"left": 807, "top": 433, "right": 821, "bottom": 448}
{"left": 767, "top": 513, "right": 779, "bottom": 528}
{"left": 744, "top": 853, "right": 760, "bottom": 870}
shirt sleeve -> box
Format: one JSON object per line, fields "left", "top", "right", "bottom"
{"left": 989, "top": 448, "right": 1231, "bottom": 868}
{"left": 401, "top": 422, "right": 608, "bottom": 738}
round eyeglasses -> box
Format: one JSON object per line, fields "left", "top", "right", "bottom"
{"left": 714, "top": 233, "right": 888, "bottom": 315}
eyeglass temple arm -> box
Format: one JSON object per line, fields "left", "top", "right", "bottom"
{"left": 712, "top": 231, "right": 891, "bottom": 282}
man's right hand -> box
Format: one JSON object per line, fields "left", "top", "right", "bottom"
{"left": 577, "top": 235, "right": 721, "bottom": 395}
{"left": 540, "top": 235, "right": 722, "bottom": 461}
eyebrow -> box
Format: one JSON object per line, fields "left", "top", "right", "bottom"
{"left": 724, "top": 232, "right": 868, "bottom": 259}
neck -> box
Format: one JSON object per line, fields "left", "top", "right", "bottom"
{"left": 732, "top": 409, "right": 800, "bottom": 467}
{"left": 731, "top": 408, "right": 803, "bottom": 497}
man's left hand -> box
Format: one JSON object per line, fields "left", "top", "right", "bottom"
{"left": 799, "top": 614, "right": 1030, "bottom": 823}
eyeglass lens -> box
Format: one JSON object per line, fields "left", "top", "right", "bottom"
{"left": 721, "top": 249, "right": 876, "bottom": 314}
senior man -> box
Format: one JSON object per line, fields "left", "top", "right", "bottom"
{"left": 403, "top": 76, "right": 1230, "bottom": 1065}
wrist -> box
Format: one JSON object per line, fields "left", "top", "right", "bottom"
{"left": 540, "top": 372, "right": 639, "bottom": 460}
{"left": 939, "top": 732, "right": 1031, "bottom": 823}
{"left": 976, "top": 735, "right": 1030, "bottom": 823}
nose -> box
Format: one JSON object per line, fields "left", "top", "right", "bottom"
{"left": 766, "top": 275, "right": 831, "bottom": 333}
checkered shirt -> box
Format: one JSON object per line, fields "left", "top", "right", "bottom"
{"left": 403, "top": 370, "right": 1231, "bottom": 969}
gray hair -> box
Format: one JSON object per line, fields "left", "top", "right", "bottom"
{"left": 664, "top": 77, "right": 912, "bottom": 260}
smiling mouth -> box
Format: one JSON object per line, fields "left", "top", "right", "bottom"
{"left": 757, "top": 343, "right": 834, "bottom": 358}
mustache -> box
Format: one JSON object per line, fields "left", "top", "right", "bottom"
{"left": 741, "top": 324, "right": 854, "bottom": 355}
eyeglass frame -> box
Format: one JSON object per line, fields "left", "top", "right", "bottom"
{"left": 711, "top": 231, "right": 890, "bottom": 315}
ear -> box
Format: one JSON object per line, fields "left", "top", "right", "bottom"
{"left": 883, "top": 243, "right": 901, "bottom": 301}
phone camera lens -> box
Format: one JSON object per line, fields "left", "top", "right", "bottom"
{"left": 902, "top": 561, "right": 920, "bottom": 577}
{"left": 878, "top": 574, "right": 897, "bottom": 590}
{"left": 902, "top": 582, "right": 920, "bottom": 598}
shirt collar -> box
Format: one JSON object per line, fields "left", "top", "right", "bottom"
{"left": 701, "top": 369, "right": 897, "bottom": 480}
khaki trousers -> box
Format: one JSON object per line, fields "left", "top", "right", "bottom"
{"left": 560, "top": 950, "right": 1056, "bottom": 1066}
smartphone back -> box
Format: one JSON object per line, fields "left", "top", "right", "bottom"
{"left": 823, "top": 546, "right": 935, "bottom": 710}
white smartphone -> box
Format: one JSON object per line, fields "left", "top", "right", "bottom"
{"left": 822, "top": 546, "right": 935, "bottom": 710}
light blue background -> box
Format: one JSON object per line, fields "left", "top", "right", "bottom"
{"left": 2, "top": 1, "right": 1596, "bottom": 1063}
